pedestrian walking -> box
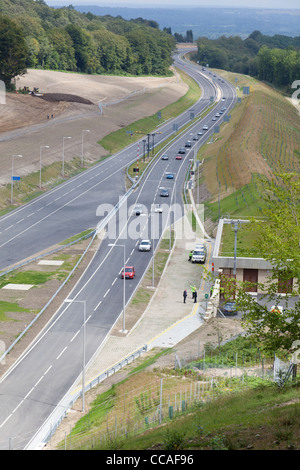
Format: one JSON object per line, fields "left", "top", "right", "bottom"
{"left": 188, "top": 250, "right": 193, "bottom": 261}
{"left": 183, "top": 289, "right": 187, "bottom": 303}
{"left": 194, "top": 290, "right": 197, "bottom": 303}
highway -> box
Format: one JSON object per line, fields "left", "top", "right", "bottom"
{"left": 0, "top": 54, "right": 237, "bottom": 449}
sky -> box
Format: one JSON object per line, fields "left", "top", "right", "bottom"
{"left": 46, "top": 0, "right": 300, "bottom": 8}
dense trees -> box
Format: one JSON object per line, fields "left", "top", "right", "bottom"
{"left": 194, "top": 31, "right": 300, "bottom": 90}
{"left": 0, "top": 15, "right": 27, "bottom": 89}
{"left": 237, "top": 171, "right": 300, "bottom": 354}
{"left": 0, "top": 0, "right": 176, "bottom": 84}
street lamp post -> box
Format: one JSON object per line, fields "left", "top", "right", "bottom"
{"left": 62, "top": 136, "right": 72, "bottom": 177}
{"left": 39, "top": 145, "right": 49, "bottom": 189}
{"left": 64, "top": 299, "right": 86, "bottom": 412}
{"left": 11, "top": 154, "right": 22, "bottom": 204}
{"left": 108, "top": 243, "right": 126, "bottom": 333}
{"left": 81, "top": 130, "right": 90, "bottom": 167}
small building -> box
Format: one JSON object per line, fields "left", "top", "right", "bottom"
{"left": 212, "top": 218, "right": 294, "bottom": 298}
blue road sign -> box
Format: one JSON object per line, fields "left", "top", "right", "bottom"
{"left": 11, "top": 176, "right": 20, "bottom": 181}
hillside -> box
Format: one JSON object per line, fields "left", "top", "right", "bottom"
{"left": 0, "top": 0, "right": 175, "bottom": 78}
{"left": 194, "top": 70, "right": 300, "bottom": 220}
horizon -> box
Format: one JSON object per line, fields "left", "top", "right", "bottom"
{"left": 46, "top": 1, "right": 300, "bottom": 9}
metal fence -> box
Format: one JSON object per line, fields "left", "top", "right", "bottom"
{"left": 54, "top": 349, "right": 297, "bottom": 450}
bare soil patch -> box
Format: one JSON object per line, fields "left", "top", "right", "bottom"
{"left": 0, "top": 69, "right": 187, "bottom": 187}
{"left": 39, "top": 93, "right": 93, "bottom": 105}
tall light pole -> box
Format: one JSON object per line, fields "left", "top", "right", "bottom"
{"left": 39, "top": 145, "right": 49, "bottom": 189}
{"left": 11, "top": 154, "right": 22, "bottom": 204}
{"left": 81, "top": 130, "right": 90, "bottom": 167}
{"left": 62, "top": 136, "right": 72, "bottom": 177}
{"left": 108, "top": 243, "right": 126, "bottom": 333}
{"left": 64, "top": 299, "right": 86, "bottom": 412}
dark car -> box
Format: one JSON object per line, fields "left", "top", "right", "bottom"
{"left": 222, "top": 301, "right": 237, "bottom": 316}
{"left": 178, "top": 148, "right": 186, "bottom": 154}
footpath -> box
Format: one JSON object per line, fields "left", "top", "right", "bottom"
{"left": 72, "top": 212, "right": 214, "bottom": 397}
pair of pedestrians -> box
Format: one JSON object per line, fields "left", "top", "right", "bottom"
{"left": 183, "top": 287, "right": 197, "bottom": 303}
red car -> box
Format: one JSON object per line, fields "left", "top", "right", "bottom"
{"left": 121, "top": 266, "right": 135, "bottom": 279}
{"left": 176, "top": 155, "right": 182, "bottom": 160}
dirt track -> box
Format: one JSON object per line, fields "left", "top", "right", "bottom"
{"left": 0, "top": 68, "right": 187, "bottom": 186}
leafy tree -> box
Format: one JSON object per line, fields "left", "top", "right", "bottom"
{"left": 236, "top": 171, "right": 300, "bottom": 355}
{"left": 65, "top": 24, "right": 98, "bottom": 73}
{"left": 0, "top": 14, "right": 27, "bottom": 89}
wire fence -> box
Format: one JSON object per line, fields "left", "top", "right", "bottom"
{"left": 54, "top": 346, "right": 297, "bottom": 450}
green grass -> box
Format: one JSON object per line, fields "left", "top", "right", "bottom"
{"left": 0, "top": 301, "right": 31, "bottom": 321}
{"left": 219, "top": 223, "right": 263, "bottom": 258}
{"left": 99, "top": 69, "right": 202, "bottom": 155}
{"left": 0, "top": 270, "right": 55, "bottom": 289}
{"left": 59, "top": 229, "right": 94, "bottom": 245}
{"left": 204, "top": 176, "right": 268, "bottom": 222}
{"left": 56, "top": 333, "right": 300, "bottom": 450}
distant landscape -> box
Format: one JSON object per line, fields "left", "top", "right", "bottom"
{"left": 64, "top": 5, "right": 300, "bottom": 39}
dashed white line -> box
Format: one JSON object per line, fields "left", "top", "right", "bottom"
{"left": 112, "top": 277, "right": 117, "bottom": 286}
{"left": 71, "top": 330, "right": 80, "bottom": 342}
{"left": 44, "top": 365, "right": 52, "bottom": 375}
{"left": 56, "top": 346, "right": 67, "bottom": 360}
{"left": 103, "top": 288, "right": 110, "bottom": 298}
{"left": 34, "top": 375, "right": 44, "bottom": 388}
{"left": 94, "top": 299, "right": 102, "bottom": 311}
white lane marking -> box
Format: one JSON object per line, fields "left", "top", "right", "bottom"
{"left": 103, "top": 288, "right": 110, "bottom": 298}
{"left": 71, "top": 330, "right": 80, "bottom": 342}
{"left": 44, "top": 365, "right": 52, "bottom": 375}
{"left": 94, "top": 299, "right": 102, "bottom": 311}
{"left": 34, "top": 375, "right": 44, "bottom": 388}
{"left": 56, "top": 346, "right": 67, "bottom": 360}
{"left": 112, "top": 277, "right": 117, "bottom": 286}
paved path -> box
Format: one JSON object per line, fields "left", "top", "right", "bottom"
{"left": 74, "top": 213, "right": 213, "bottom": 393}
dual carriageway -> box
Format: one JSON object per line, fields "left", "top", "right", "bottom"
{"left": 0, "top": 53, "right": 237, "bottom": 449}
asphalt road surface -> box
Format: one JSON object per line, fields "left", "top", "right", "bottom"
{"left": 0, "top": 55, "right": 237, "bottom": 449}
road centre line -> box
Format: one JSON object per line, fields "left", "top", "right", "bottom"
{"left": 56, "top": 346, "right": 67, "bottom": 360}
{"left": 34, "top": 375, "right": 44, "bottom": 388}
{"left": 103, "top": 288, "right": 110, "bottom": 298}
{"left": 94, "top": 299, "right": 102, "bottom": 311}
{"left": 71, "top": 330, "right": 80, "bottom": 341}
{"left": 4, "top": 72, "right": 217, "bottom": 372}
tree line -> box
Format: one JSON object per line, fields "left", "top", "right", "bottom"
{"left": 0, "top": 0, "right": 176, "bottom": 89}
{"left": 193, "top": 30, "right": 300, "bottom": 90}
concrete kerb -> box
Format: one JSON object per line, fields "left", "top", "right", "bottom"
{"left": 76, "top": 209, "right": 210, "bottom": 390}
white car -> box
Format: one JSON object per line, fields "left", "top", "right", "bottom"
{"left": 154, "top": 204, "right": 163, "bottom": 213}
{"left": 192, "top": 248, "right": 206, "bottom": 264}
{"left": 139, "top": 239, "right": 151, "bottom": 251}
{"left": 203, "top": 125, "right": 208, "bottom": 130}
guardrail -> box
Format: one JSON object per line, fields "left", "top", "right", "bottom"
{"left": 26, "top": 343, "right": 148, "bottom": 450}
